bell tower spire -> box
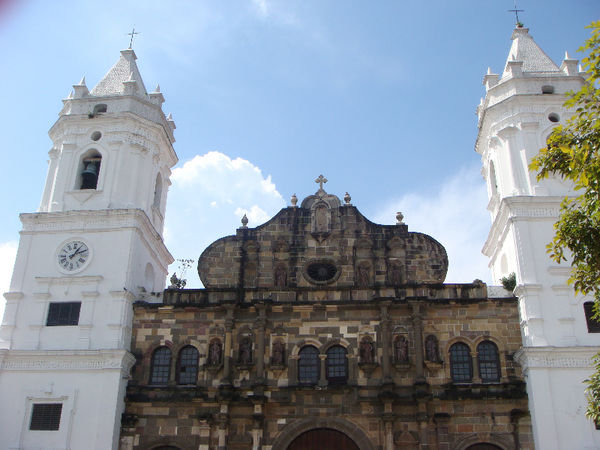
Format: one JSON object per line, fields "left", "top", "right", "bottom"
{"left": 476, "top": 27, "right": 600, "bottom": 449}
{"left": 0, "top": 49, "right": 177, "bottom": 450}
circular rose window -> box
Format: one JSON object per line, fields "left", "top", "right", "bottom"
{"left": 304, "top": 260, "right": 339, "bottom": 285}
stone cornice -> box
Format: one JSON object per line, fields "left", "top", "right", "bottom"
{"left": 0, "top": 349, "right": 136, "bottom": 375}
{"left": 515, "top": 346, "right": 600, "bottom": 370}
{"left": 483, "top": 196, "right": 565, "bottom": 257}
{"left": 20, "top": 208, "right": 173, "bottom": 265}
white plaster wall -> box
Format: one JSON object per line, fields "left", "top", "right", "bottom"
{"left": 1, "top": 209, "right": 171, "bottom": 351}
{"left": 524, "top": 364, "right": 600, "bottom": 450}
{"left": 0, "top": 353, "right": 130, "bottom": 450}
{"left": 42, "top": 115, "right": 174, "bottom": 224}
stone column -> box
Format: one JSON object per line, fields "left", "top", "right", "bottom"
{"left": 252, "top": 403, "right": 265, "bottom": 450}
{"left": 216, "top": 404, "right": 229, "bottom": 450}
{"left": 382, "top": 400, "right": 395, "bottom": 450}
{"left": 433, "top": 413, "right": 450, "bottom": 450}
{"left": 254, "top": 303, "right": 266, "bottom": 383}
{"left": 223, "top": 306, "right": 235, "bottom": 384}
{"left": 472, "top": 349, "right": 480, "bottom": 382}
{"left": 380, "top": 302, "right": 392, "bottom": 383}
{"left": 288, "top": 355, "right": 299, "bottom": 385}
{"left": 410, "top": 302, "right": 425, "bottom": 383}
{"left": 318, "top": 354, "right": 328, "bottom": 387}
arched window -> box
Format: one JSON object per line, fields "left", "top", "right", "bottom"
{"left": 477, "top": 341, "right": 500, "bottom": 382}
{"left": 177, "top": 346, "right": 199, "bottom": 385}
{"left": 150, "top": 346, "right": 171, "bottom": 385}
{"left": 77, "top": 149, "right": 102, "bottom": 190}
{"left": 449, "top": 342, "right": 472, "bottom": 383}
{"left": 153, "top": 173, "right": 163, "bottom": 209}
{"left": 489, "top": 161, "right": 498, "bottom": 197}
{"left": 93, "top": 103, "right": 107, "bottom": 115}
{"left": 298, "top": 346, "right": 319, "bottom": 385}
{"left": 326, "top": 345, "right": 348, "bottom": 384}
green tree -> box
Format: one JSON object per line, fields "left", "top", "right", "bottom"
{"left": 530, "top": 21, "right": 600, "bottom": 423}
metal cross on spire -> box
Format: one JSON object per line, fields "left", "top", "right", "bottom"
{"left": 128, "top": 27, "right": 140, "bottom": 49}
{"left": 508, "top": 0, "right": 524, "bottom": 25}
{"left": 315, "top": 174, "right": 328, "bottom": 191}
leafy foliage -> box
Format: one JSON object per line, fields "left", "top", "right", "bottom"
{"left": 500, "top": 272, "right": 516, "bottom": 292}
{"left": 529, "top": 21, "right": 600, "bottom": 424}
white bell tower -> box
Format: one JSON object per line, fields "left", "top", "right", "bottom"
{"left": 476, "top": 26, "right": 600, "bottom": 449}
{"left": 0, "top": 49, "right": 177, "bottom": 449}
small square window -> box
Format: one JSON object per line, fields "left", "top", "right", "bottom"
{"left": 47, "top": 302, "right": 81, "bottom": 326}
{"left": 584, "top": 302, "right": 600, "bottom": 333}
{"left": 30, "top": 403, "right": 62, "bottom": 431}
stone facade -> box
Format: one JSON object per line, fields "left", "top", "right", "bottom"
{"left": 120, "top": 187, "right": 532, "bottom": 450}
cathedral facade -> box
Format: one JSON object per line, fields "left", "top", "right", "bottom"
{"left": 1, "top": 23, "right": 600, "bottom": 450}
{"left": 120, "top": 184, "right": 532, "bottom": 449}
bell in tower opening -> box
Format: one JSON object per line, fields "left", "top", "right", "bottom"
{"left": 80, "top": 156, "right": 101, "bottom": 190}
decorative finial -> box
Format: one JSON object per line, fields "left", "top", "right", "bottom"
{"left": 154, "top": 84, "right": 161, "bottom": 93}
{"left": 128, "top": 27, "right": 140, "bottom": 49}
{"left": 78, "top": 76, "right": 86, "bottom": 86}
{"left": 344, "top": 192, "right": 351, "bottom": 205}
{"left": 508, "top": 0, "right": 524, "bottom": 27}
{"left": 315, "top": 174, "right": 328, "bottom": 192}
{"left": 291, "top": 193, "right": 298, "bottom": 207}
{"left": 396, "top": 211, "right": 404, "bottom": 225}
{"left": 241, "top": 213, "right": 249, "bottom": 228}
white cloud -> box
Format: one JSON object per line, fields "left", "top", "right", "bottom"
{"left": 165, "top": 152, "right": 286, "bottom": 288}
{"left": 252, "top": 0, "right": 269, "bottom": 17}
{"left": 235, "top": 205, "right": 271, "bottom": 225}
{"left": 0, "top": 241, "right": 18, "bottom": 321}
{"left": 372, "top": 164, "right": 492, "bottom": 284}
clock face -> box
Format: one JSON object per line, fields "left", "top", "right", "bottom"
{"left": 57, "top": 240, "right": 90, "bottom": 272}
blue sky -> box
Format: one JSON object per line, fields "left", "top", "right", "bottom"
{"left": 0, "top": 1, "right": 597, "bottom": 309}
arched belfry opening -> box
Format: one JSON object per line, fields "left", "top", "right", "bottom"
{"left": 77, "top": 149, "right": 102, "bottom": 190}
{"left": 153, "top": 173, "right": 163, "bottom": 209}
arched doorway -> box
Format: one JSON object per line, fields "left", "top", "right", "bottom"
{"left": 466, "top": 444, "right": 503, "bottom": 450}
{"left": 287, "top": 428, "right": 359, "bottom": 450}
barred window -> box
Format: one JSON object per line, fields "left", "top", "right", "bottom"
{"left": 449, "top": 342, "right": 472, "bottom": 383}
{"left": 298, "top": 346, "right": 319, "bottom": 385}
{"left": 584, "top": 302, "right": 600, "bottom": 333}
{"left": 477, "top": 341, "right": 500, "bottom": 382}
{"left": 326, "top": 345, "right": 348, "bottom": 384}
{"left": 46, "top": 302, "right": 81, "bottom": 326}
{"left": 30, "top": 403, "right": 62, "bottom": 431}
{"left": 150, "top": 346, "right": 171, "bottom": 384}
{"left": 177, "top": 346, "right": 199, "bottom": 385}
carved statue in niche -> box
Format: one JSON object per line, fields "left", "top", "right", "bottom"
{"left": 274, "top": 264, "right": 287, "bottom": 288}
{"left": 394, "top": 336, "right": 409, "bottom": 363}
{"left": 388, "top": 261, "right": 403, "bottom": 285}
{"left": 314, "top": 204, "right": 329, "bottom": 233}
{"left": 425, "top": 335, "right": 440, "bottom": 362}
{"left": 360, "top": 338, "right": 375, "bottom": 364}
{"left": 271, "top": 340, "right": 285, "bottom": 365}
{"left": 357, "top": 263, "right": 371, "bottom": 287}
{"left": 208, "top": 339, "right": 222, "bottom": 366}
{"left": 238, "top": 337, "right": 253, "bottom": 364}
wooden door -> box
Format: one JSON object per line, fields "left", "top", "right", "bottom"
{"left": 287, "top": 428, "right": 359, "bottom": 450}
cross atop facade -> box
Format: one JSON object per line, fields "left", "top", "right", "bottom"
{"left": 508, "top": 0, "right": 524, "bottom": 25}
{"left": 315, "top": 174, "right": 328, "bottom": 191}
{"left": 128, "top": 27, "right": 140, "bottom": 49}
